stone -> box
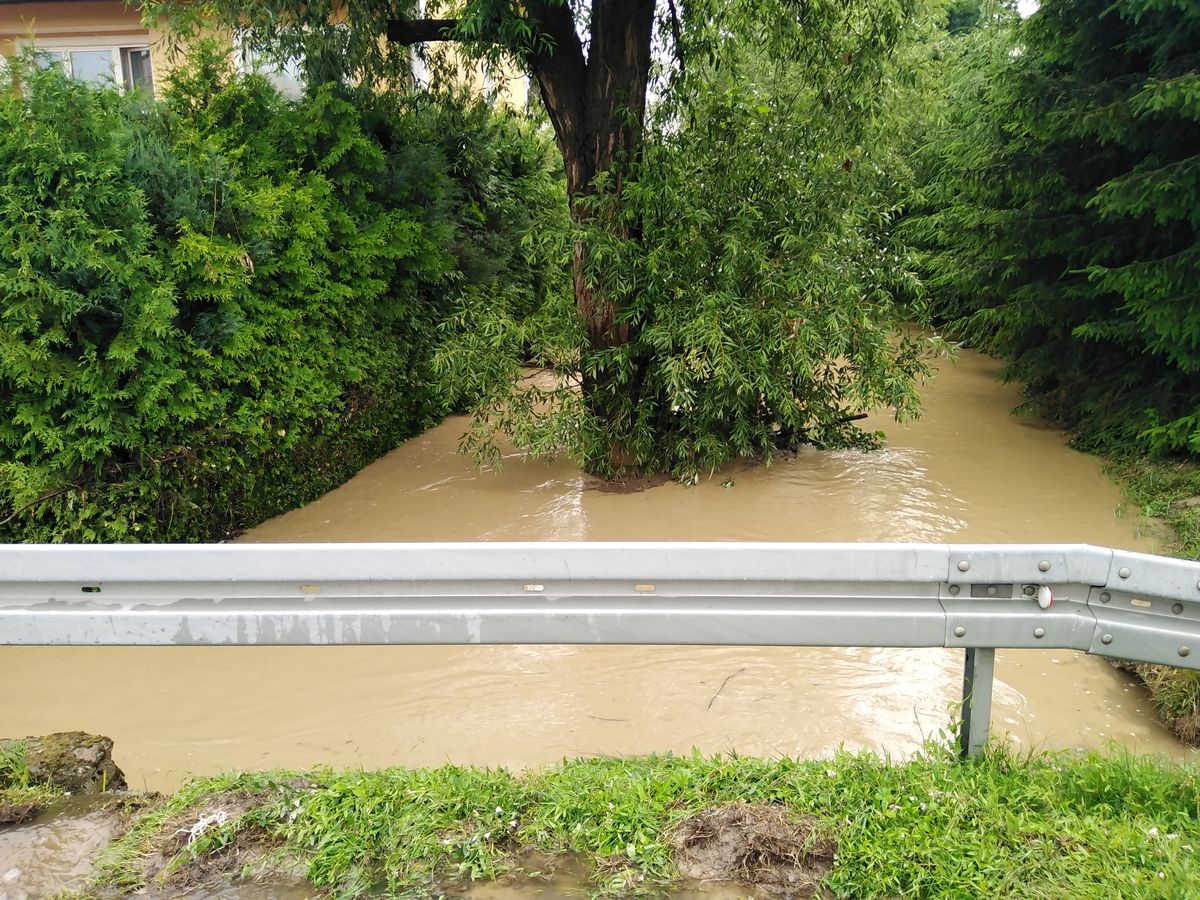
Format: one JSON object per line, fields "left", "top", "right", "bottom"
{"left": 0, "top": 732, "right": 127, "bottom": 794}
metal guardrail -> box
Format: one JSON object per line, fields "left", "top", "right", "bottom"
{"left": 3, "top": 542, "right": 1200, "bottom": 758}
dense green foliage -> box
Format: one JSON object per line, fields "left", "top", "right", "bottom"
{"left": 904, "top": 1, "right": 1200, "bottom": 746}
{"left": 146, "top": 0, "right": 945, "bottom": 481}
{"left": 436, "top": 13, "right": 944, "bottom": 480}
{"left": 0, "top": 51, "right": 565, "bottom": 541}
{"left": 906, "top": 0, "right": 1200, "bottom": 457}
{"left": 98, "top": 747, "right": 1200, "bottom": 897}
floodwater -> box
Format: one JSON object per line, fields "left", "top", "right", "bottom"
{"left": 0, "top": 798, "right": 121, "bottom": 898}
{"left": 0, "top": 350, "right": 1195, "bottom": 806}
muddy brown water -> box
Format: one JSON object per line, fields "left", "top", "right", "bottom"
{"left": 1, "top": 350, "right": 1196, "bottom": 810}
{"left": 0, "top": 797, "right": 121, "bottom": 898}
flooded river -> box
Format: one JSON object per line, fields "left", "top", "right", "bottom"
{"left": 0, "top": 349, "right": 1195, "bottom": 797}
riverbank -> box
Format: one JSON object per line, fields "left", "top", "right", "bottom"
{"left": 74, "top": 747, "right": 1200, "bottom": 898}
{"left": 6, "top": 347, "right": 1192, "bottom": 794}
{"left": 1116, "top": 460, "right": 1200, "bottom": 745}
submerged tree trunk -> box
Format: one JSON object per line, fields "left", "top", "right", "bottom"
{"left": 525, "top": 0, "right": 655, "bottom": 474}
{"left": 391, "top": 0, "right": 655, "bottom": 472}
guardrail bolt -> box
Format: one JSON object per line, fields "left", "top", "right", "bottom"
{"left": 954, "top": 626, "right": 966, "bottom": 637}
{"left": 1118, "top": 567, "right": 1131, "bottom": 579}
{"left": 1173, "top": 603, "right": 1184, "bottom": 615}
{"left": 1101, "top": 633, "right": 1114, "bottom": 645}
{"left": 948, "top": 584, "right": 961, "bottom": 596}
{"left": 1180, "top": 647, "right": 1191, "bottom": 658}
{"left": 1100, "top": 592, "right": 1111, "bottom": 603}
{"left": 957, "top": 560, "right": 970, "bottom": 572}
{"left": 986, "top": 585, "right": 998, "bottom": 596}
{"left": 1033, "top": 627, "right": 1045, "bottom": 638}
{"left": 1038, "top": 560, "right": 1051, "bottom": 572}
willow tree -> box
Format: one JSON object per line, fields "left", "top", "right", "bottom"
{"left": 150, "top": 0, "right": 939, "bottom": 478}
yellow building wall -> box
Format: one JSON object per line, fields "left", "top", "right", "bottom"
{"left": 1, "top": 1, "right": 528, "bottom": 109}
{"left": 421, "top": 41, "right": 528, "bottom": 111}
{"left": 0, "top": 2, "right": 171, "bottom": 91}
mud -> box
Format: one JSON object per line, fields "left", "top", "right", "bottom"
{"left": 672, "top": 804, "right": 835, "bottom": 897}
{"left": 0, "top": 800, "right": 39, "bottom": 828}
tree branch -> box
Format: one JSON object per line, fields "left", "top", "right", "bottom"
{"left": 386, "top": 18, "right": 460, "bottom": 44}
{"left": 0, "top": 486, "right": 77, "bottom": 527}
{"left": 386, "top": 5, "right": 591, "bottom": 200}
{"left": 666, "top": 0, "right": 685, "bottom": 78}
{"left": 522, "top": 0, "right": 589, "bottom": 189}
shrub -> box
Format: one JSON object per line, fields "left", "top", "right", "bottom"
{"left": 0, "top": 50, "right": 566, "bottom": 541}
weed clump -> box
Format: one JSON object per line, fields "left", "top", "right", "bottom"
{"left": 0, "top": 740, "right": 66, "bottom": 826}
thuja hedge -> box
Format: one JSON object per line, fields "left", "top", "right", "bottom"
{"left": 0, "top": 51, "right": 567, "bottom": 542}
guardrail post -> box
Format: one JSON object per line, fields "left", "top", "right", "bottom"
{"left": 958, "top": 647, "right": 995, "bottom": 760}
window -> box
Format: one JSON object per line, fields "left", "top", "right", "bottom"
{"left": 32, "top": 43, "right": 154, "bottom": 93}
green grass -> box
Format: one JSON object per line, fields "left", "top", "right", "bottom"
{"left": 0, "top": 740, "right": 65, "bottom": 821}
{"left": 1119, "top": 460, "right": 1200, "bottom": 561}
{"left": 93, "top": 746, "right": 1200, "bottom": 898}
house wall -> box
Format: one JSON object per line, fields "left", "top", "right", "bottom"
{"left": 1, "top": 1, "right": 529, "bottom": 109}
{"left": 0, "top": 2, "right": 172, "bottom": 91}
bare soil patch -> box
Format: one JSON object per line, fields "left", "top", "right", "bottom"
{"left": 128, "top": 792, "right": 285, "bottom": 890}
{"left": 670, "top": 803, "right": 836, "bottom": 898}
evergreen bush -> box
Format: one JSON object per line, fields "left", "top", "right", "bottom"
{"left": 905, "top": 0, "right": 1200, "bottom": 456}
{"left": 0, "top": 50, "right": 566, "bottom": 541}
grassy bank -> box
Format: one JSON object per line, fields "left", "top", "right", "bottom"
{"left": 1114, "top": 460, "right": 1200, "bottom": 746}
{"left": 0, "top": 742, "right": 65, "bottom": 826}
{"left": 91, "top": 748, "right": 1200, "bottom": 898}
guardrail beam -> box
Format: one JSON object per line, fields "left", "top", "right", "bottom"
{"left": 5, "top": 542, "right": 1200, "bottom": 763}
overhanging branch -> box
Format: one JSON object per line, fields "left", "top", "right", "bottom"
{"left": 386, "top": 18, "right": 460, "bottom": 43}
{"left": 666, "top": 0, "right": 685, "bottom": 78}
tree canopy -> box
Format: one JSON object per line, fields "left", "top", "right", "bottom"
{"left": 144, "top": 0, "right": 942, "bottom": 479}
{"left": 906, "top": 0, "right": 1200, "bottom": 456}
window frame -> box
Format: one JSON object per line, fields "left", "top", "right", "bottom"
{"left": 19, "top": 36, "right": 154, "bottom": 93}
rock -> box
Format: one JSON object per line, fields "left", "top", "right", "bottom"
{"left": 0, "top": 732, "right": 127, "bottom": 794}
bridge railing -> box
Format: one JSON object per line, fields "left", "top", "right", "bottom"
{"left": 3, "top": 542, "right": 1199, "bottom": 758}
